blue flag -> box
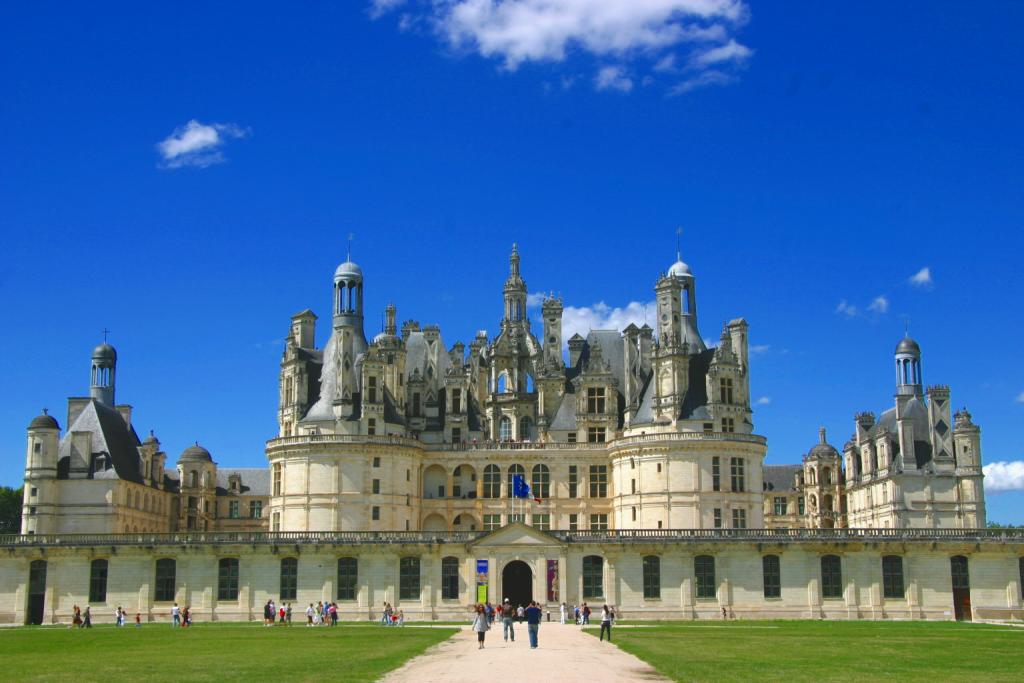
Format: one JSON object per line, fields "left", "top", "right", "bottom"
{"left": 512, "top": 474, "right": 541, "bottom": 502}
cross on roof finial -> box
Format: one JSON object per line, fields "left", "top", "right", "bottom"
{"left": 676, "top": 226, "right": 683, "bottom": 261}
{"left": 102, "top": 327, "right": 111, "bottom": 342}
{"left": 347, "top": 232, "right": 354, "bottom": 261}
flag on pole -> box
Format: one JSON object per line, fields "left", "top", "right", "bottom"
{"left": 512, "top": 474, "right": 541, "bottom": 503}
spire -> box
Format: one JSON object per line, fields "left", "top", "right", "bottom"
{"left": 676, "top": 226, "right": 683, "bottom": 263}
{"left": 509, "top": 243, "right": 520, "bottom": 278}
{"left": 347, "top": 232, "right": 354, "bottom": 262}
{"left": 819, "top": 426, "right": 827, "bottom": 444}
{"left": 385, "top": 302, "right": 397, "bottom": 336}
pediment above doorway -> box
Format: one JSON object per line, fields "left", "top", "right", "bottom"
{"left": 467, "top": 522, "right": 565, "bottom": 548}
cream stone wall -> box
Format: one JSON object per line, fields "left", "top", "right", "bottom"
{"left": 3, "top": 527, "right": 1021, "bottom": 625}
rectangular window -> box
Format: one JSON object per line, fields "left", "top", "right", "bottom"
{"left": 154, "top": 558, "right": 176, "bottom": 602}
{"left": 30, "top": 487, "right": 37, "bottom": 497}
{"left": 589, "top": 465, "right": 608, "bottom": 497}
{"left": 271, "top": 511, "right": 281, "bottom": 531}
{"left": 582, "top": 556, "right": 603, "bottom": 599}
{"left": 732, "top": 508, "right": 747, "bottom": 529}
{"left": 798, "top": 497, "right": 805, "bottom": 515}
{"left": 712, "top": 457, "right": 721, "bottom": 491}
{"left": 371, "top": 506, "right": 380, "bottom": 521}
{"left": 590, "top": 514, "right": 608, "bottom": 530}
{"left": 730, "top": 458, "right": 745, "bottom": 492}
{"left": 632, "top": 507, "right": 637, "bottom": 521}
{"left": 568, "top": 465, "right": 578, "bottom": 498}
{"left": 272, "top": 464, "right": 282, "bottom": 496}
{"left": 773, "top": 497, "right": 787, "bottom": 516}
{"left": 399, "top": 557, "right": 420, "bottom": 600}
{"left": 567, "top": 431, "right": 577, "bottom": 443}
{"left": 372, "top": 479, "right": 380, "bottom": 495}
{"left": 587, "top": 427, "right": 607, "bottom": 443}
{"left": 821, "top": 555, "right": 843, "bottom": 599}
{"left": 483, "top": 514, "right": 501, "bottom": 531}
{"left": 367, "top": 376, "right": 377, "bottom": 403}
{"left": 508, "top": 513, "right": 525, "bottom": 524}
{"left": 89, "top": 559, "right": 108, "bottom": 603}
{"left": 631, "top": 479, "right": 636, "bottom": 494}
{"left": 643, "top": 556, "right": 660, "bottom": 599}
{"left": 451, "top": 427, "right": 461, "bottom": 443}
{"left": 373, "top": 456, "right": 381, "bottom": 468}
{"left": 695, "top": 555, "right": 716, "bottom": 599}
{"left": 218, "top": 558, "right": 239, "bottom": 601}
{"left": 882, "top": 555, "right": 905, "bottom": 600}
{"left": 720, "top": 377, "right": 734, "bottom": 404}
{"left": 337, "top": 557, "right": 357, "bottom": 601}
{"left": 441, "top": 557, "right": 459, "bottom": 600}
{"left": 452, "top": 389, "right": 461, "bottom": 413}
{"left": 762, "top": 555, "right": 781, "bottom": 599}
{"left": 703, "top": 422, "right": 714, "bottom": 434}
{"left": 367, "top": 418, "right": 376, "bottom": 436}
{"left": 531, "top": 514, "right": 550, "bottom": 531}
{"left": 228, "top": 500, "right": 240, "bottom": 519}
{"left": 250, "top": 500, "right": 262, "bottom": 518}
{"left": 713, "top": 508, "right": 722, "bottom": 529}
{"left": 280, "top": 557, "right": 298, "bottom": 601}
{"left": 569, "top": 514, "right": 578, "bottom": 532}
{"left": 587, "top": 387, "right": 606, "bottom": 414}
{"left": 722, "top": 417, "right": 735, "bottom": 433}
{"left": 412, "top": 393, "right": 421, "bottom": 416}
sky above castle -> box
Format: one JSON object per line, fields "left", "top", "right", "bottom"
{"left": 2, "top": 2, "right": 1023, "bottom": 522}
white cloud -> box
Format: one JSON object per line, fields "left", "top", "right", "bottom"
{"left": 868, "top": 295, "right": 889, "bottom": 314}
{"left": 690, "top": 38, "right": 752, "bottom": 67}
{"left": 984, "top": 461, "right": 1024, "bottom": 492}
{"left": 909, "top": 266, "right": 933, "bottom": 288}
{"left": 526, "top": 291, "right": 548, "bottom": 308}
{"left": 755, "top": 396, "right": 771, "bottom": 405}
{"left": 554, "top": 300, "right": 655, "bottom": 346}
{"left": 668, "top": 68, "right": 734, "bottom": 95}
{"left": 749, "top": 344, "right": 770, "bottom": 355}
{"left": 1016, "top": 391, "right": 1024, "bottom": 403}
{"left": 370, "top": 1, "right": 751, "bottom": 94}
{"left": 835, "top": 300, "right": 858, "bottom": 318}
{"left": 156, "top": 120, "right": 248, "bottom": 169}
{"left": 595, "top": 65, "right": 633, "bottom": 92}
{"left": 654, "top": 53, "right": 677, "bottom": 72}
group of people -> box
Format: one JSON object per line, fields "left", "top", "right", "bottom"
{"left": 262, "top": 599, "right": 293, "bottom": 625}
{"left": 170, "top": 603, "right": 193, "bottom": 627}
{"left": 70, "top": 605, "right": 91, "bottom": 628}
{"left": 113, "top": 605, "right": 141, "bottom": 627}
{"left": 471, "top": 599, "right": 543, "bottom": 649}
{"left": 306, "top": 601, "right": 340, "bottom": 626}
{"left": 379, "top": 602, "right": 405, "bottom": 626}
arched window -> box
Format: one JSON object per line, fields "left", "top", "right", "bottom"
{"left": 483, "top": 465, "right": 501, "bottom": 498}
{"left": 507, "top": 464, "right": 525, "bottom": 498}
{"left": 695, "top": 555, "right": 716, "bottom": 599}
{"left": 582, "top": 555, "right": 603, "bottom": 599}
{"left": 497, "top": 373, "right": 508, "bottom": 394}
{"left": 399, "top": 557, "right": 420, "bottom": 601}
{"left": 882, "top": 555, "right": 904, "bottom": 600}
{"left": 762, "top": 555, "right": 781, "bottom": 598}
{"left": 89, "top": 559, "right": 108, "bottom": 603}
{"left": 642, "top": 556, "right": 660, "bottom": 599}
{"left": 155, "top": 558, "right": 176, "bottom": 601}
{"left": 821, "top": 555, "right": 843, "bottom": 599}
{"left": 520, "top": 417, "right": 533, "bottom": 441}
{"left": 441, "top": 556, "right": 459, "bottom": 600}
{"left": 202, "top": 471, "right": 211, "bottom": 488}
{"left": 280, "top": 557, "right": 298, "bottom": 600}
{"left": 531, "top": 464, "right": 550, "bottom": 499}
{"left": 822, "top": 467, "right": 832, "bottom": 485}
{"left": 525, "top": 374, "right": 535, "bottom": 393}
{"left": 218, "top": 558, "right": 239, "bottom": 601}
{"left": 337, "top": 557, "right": 358, "bottom": 601}
{"left": 499, "top": 416, "right": 513, "bottom": 441}
{"left": 189, "top": 470, "right": 198, "bottom": 488}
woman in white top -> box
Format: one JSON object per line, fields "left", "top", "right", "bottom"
{"left": 559, "top": 602, "right": 567, "bottom": 624}
{"left": 471, "top": 604, "right": 490, "bottom": 649}
{"left": 599, "top": 604, "right": 613, "bottom": 642}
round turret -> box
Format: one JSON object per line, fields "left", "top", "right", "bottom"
{"left": 668, "top": 259, "right": 692, "bottom": 277}
{"left": 334, "top": 260, "right": 363, "bottom": 282}
{"left": 92, "top": 342, "right": 117, "bottom": 362}
{"left": 895, "top": 336, "right": 921, "bottom": 356}
{"left": 28, "top": 410, "right": 59, "bottom": 431}
{"left": 178, "top": 443, "right": 213, "bottom": 463}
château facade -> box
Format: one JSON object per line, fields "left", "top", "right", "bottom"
{"left": 5, "top": 244, "right": 1016, "bottom": 627}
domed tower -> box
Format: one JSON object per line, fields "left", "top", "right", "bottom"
{"left": 22, "top": 410, "right": 61, "bottom": 534}
{"left": 503, "top": 244, "right": 527, "bottom": 326}
{"left": 176, "top": 443, "right": 217, "bottom": 531}
{"left": 330, "top": 256, "right": 368, "bottom": 420}
{"left": 802, "top": 428, "right": 845, "bottom": 528}
{"left": 90, "top": 342, "right": 117, "bottom": 406}
{"left": 895, "top": 335, "right": 922, "bottom": 397}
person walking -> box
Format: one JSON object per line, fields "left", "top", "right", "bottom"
{"left": 582, "top": 603, "right": 591, "bottom": 625}
{"left": 72, "top": 605, "right": 82, "bottom": 628}
{"left": 599, "top": 604, "right": 613, "bottom": 642}
{"left": 135, "top": 612, "right": 141, "bottom": 628}
{"left": 306, "top": 603, "right": 315, "bottom": 626}
{"left": 559, "top": 602, "right": 567, "bottom": 624}
{"left": 83, "top": 605, "right": 92, "bottom": 628}
{"left": 525, "top": 601, "right": 542, "bottom": 649}
{"left": 286, "top": 603, "right": 293, "bottom": 625}
{"left": 171, "top": 603, "right": 180, "bottom": 628}
{"left": 471, "top": 604, "right": 490, "bottom": 649}
{"left": 501, "top": 599, "right": 515, "bottom": 643}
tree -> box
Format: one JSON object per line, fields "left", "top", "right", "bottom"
{"left": 0, "top": 486, "right": 23, "bottom": 533}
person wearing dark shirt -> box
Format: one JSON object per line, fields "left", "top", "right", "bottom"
{"left": 525, "top": 601, "right": 543, "bottom": 648}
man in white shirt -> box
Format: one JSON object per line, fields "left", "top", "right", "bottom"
{"left": 171, "top": 603, "right": 180, "bottom": 628}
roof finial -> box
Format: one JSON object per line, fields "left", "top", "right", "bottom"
{"left": 347, "top": 232, "right": 354, "bottom": 262}
{"left": 819, "top": 426, "right": 827, "bottom": 444}
{"left": 102, "top": 327, "right": 111, "bottom": 343}
{"left": 676, "top": 226, "right": 683, "bottom": 262}
{"left": 42, "top": 408, "right": 48, "bottom": 416}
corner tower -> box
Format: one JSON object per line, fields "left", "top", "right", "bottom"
{"left": 90, "top": 342, "right": 117, "bottom": 406}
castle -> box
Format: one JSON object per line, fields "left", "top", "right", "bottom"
{"left": 5, "top": 245, "right": 1017, "bottom": 626}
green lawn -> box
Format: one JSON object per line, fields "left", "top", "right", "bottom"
{"left": 586, "top": 621, "right": 1024, "bottom": 682}
{"left": 0, "top": 623, "right": 458, "bottom": 682}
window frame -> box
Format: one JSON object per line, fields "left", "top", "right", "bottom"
{"left": 589, "top": 465, "right": 608, "bottom": 498}
{"left": 441, "top": 556, "right": 459, "bottom": 600}
{"left": 821, "top": 555, "right": 843, "bottom": 599}
{"left": 762, "top": 555, "right": 781, "bottom": 599}
{"left": 218, "top": 558, "right": 239, "bottom": 601}
{"left": 582, "top": 555, "right": 604, "bottom": 599}
{"left": 642, "top": 555, "right": 661, "bottom": 600}
{"left": 399, "top": 557, "right": 421, "bottom": 601}
{"left": 154, "top": 558, "right": 176, "bottom": 602}
{"left": 89, "top": 558, "right": 108, "bottom": 604}
{"left": 694, "top": 555, "right": 716, "bottom": 600}
{"left": 882, "top": 555, "right": 904, "bottom": 600}
{"left": 279, "top": 557, "right": 298, "bottom": 601}
{"left": 337, "top": 557, "right": 358, "bottom": 601}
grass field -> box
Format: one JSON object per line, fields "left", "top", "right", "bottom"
{"left": 0, "top": 623, "right": 458, "bottom": 682}
{"left": 586, "top": 621, "right": 1024, "bottom": 682}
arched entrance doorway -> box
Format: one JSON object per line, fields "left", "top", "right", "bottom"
{"left": 502, "top": 560, "right": 532, "bottom": 608}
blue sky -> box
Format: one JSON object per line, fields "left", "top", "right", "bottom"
{"left": 1, "top": 1, "right": 1022, "bottom": 522}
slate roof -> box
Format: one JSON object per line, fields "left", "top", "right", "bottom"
{"left": 216, "top": 468, "right": 270, "bottom": 496}
{"left": 763, "top": 465, "right": 801, "bottom": 492}
{"left": 58, "top": 399, "right": 144, "bottom": 483}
